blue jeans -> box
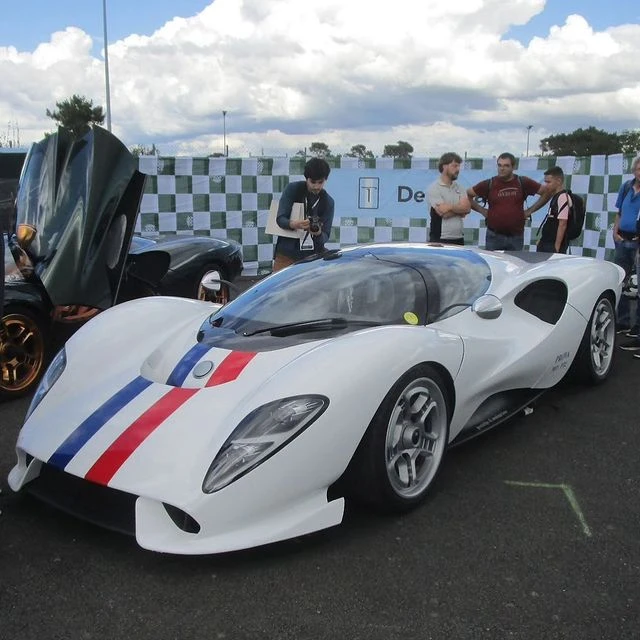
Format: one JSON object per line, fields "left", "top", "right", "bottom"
{"left": 614, "top": 240, "right": 640, "bottom": 329}
{"left": 485, "top": 228, "right": 524, "bottom": 251}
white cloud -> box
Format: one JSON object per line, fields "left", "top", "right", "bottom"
{"left": 1, "top": 0, "right": 639, "bottom": 157}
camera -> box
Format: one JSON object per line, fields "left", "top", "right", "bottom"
{"left": 309, "top": 214, "right": 321, "bottom": 234}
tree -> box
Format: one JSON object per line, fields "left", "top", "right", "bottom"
{"left": 46, "top": 94, "right": 105, "bottom": 137}
{"left": 619, "top": 130, "right": 640, "bottom": 155}
{"left": 382, "top": 140, "right": 414, "bottom": 159}
{"left": 345, "top": 144, "right": 375, "bottom": 160}
{"left": 130, "top": 143, "right": 159, "bottom": 157}
{"left": 294, "top": 142, "right": 332, "bottom": 158}
{"left": 539, "top": 126, "right": 621, "bottom": 156}
{"left": 308, "top": 141, "right": 331, "bottom": 158}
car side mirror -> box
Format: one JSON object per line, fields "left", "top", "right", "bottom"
{"left": 201, "top": 270, "right": 222, "bottom": 293}
{"left": 472, "top": 294, "right": 503, "bottom": 319}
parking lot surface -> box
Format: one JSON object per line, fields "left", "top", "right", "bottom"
{"left": 0, "top": 340, "right": 638, "bottom": 640}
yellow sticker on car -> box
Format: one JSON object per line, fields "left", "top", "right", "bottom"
{"left": 403, "top": 312, "right": 419, "bottom": 325}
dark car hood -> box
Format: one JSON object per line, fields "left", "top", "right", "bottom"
{"left": 129, "top": 235, "right": 240, "bottom": 272}
{"left": 13, "top": 126, "right": 146, "bottom": 309}
{"left": 130, "top": 235, "right": 237, "bottom": 255}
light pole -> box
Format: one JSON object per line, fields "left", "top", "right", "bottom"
{"left": 102, "top": 0, "right": 112, "bottom": 131}
{"left": 222, "top": 110, "right": 227, "bottom": 156}
{"left": 525, "top": 125, "right": 533, "bottom": 157}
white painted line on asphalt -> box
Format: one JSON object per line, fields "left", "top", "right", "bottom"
{"left": 504, "top": 481, "right": 592, "bottom": 537}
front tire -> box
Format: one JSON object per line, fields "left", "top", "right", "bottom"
{"left": 572, "top": 294, "right": 615, "bottom": 384}
{"left": 350, "top": 365, "right": 450, "bottom": 512}
{"left": 0, "top": 306, "right": 49, "bottom": 400}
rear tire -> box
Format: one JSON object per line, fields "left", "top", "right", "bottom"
{"left": 349, "top": 364, "right": 450, "bottom": 512}
{"left": 572, "top": 294, "right": 615, "bottom": 385}
{"left": 0, "top": 305, "right": 49, "bottom": 400}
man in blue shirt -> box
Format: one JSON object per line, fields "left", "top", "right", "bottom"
{"left": 614, "top": 156, "right": 640, "bottom": 345}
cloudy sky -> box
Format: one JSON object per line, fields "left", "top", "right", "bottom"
{"left": 1, "top": 0, "right": 639, "bottom": 158}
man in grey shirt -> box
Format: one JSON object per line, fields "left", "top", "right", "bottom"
{"left": 427, "top": 152, "right": 470, "bottom": 245}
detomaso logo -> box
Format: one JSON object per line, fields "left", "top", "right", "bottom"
{"left": 358, "top": 177, "right": 380, "bottom": 209}
{"left": 397, "top": 186, "right": 427, "bottom": 203}
{"left": 357, "top": 180, "right": 430, "bottom": 209}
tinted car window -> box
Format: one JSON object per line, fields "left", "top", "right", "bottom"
{"left": 211, "top": 247, "right": 492, "bottom": 335}
{"left": 407, "top": 248, "right": 492, "bottom": 322}
{"left": 514, "top": 279, "right": 568, "bottom": 324}
{"left": 213, "top": 254, "right": 428, "bottom": 334}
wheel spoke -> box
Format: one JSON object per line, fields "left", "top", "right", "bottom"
{"left": 409, "top": 392, "right": 429, "bottom": 418}
{"left": 15, "top": 327, "right": 34, "bottom": 347}
{"left": 405, "top": 453, "right": 418, "bottom": 487}
{"left": 4, "top": 363, "right": 18, "bottom": 385}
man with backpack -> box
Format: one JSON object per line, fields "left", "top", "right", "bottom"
{"left": 536, "top": 166, "right": 573, "bottom": 253}
{"left": 467, "top": 152, "right": 550, "bottom": 251}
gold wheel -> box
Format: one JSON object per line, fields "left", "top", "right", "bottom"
{"left": 0, "top": 308, "right": 47, "bottom": 397}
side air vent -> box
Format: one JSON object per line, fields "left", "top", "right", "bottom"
{"left": 514, "top": 280, "right": 568, "bottom": 324}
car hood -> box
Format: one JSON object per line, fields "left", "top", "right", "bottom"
{"left": 12, "top": 126, "right": 146, "bottom": 309}
{"left": 18, "top": 328, "right": 330, "bottom": 496}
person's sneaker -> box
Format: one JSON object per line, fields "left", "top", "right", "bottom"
{"left": 627, "top": 327, "right": 640, "bottom": 338}
{"left": 619, "top": 339, "right": 640, "bottom": 351}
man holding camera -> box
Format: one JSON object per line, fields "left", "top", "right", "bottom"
{"left": 272, "top": 157, "right": 335, "bottom": 272}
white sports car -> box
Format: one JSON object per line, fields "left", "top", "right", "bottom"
{"left": 8, "top": 244, "right": 625, "bottom": 554}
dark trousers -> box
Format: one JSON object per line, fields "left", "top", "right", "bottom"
{"left": 536, "top": 241, "right": 567, "bottom": 254}
{"left": 485, "top": 228, "right": 524, "bottom": 251}
{"left": 614, "top": 240, "right": 640, "bottom": 329}
{"left": 440, "top": 237, "right": 464, "bottom": 246}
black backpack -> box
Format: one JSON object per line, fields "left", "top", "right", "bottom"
{"left": 564, "top": 189, "right": 585, "bottom": 240}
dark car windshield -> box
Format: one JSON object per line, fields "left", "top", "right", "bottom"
{"left": 210, "top": 247, "right": 492, "bottom": 336}
{"left": 213, "top": 254, "right": 428, "bottom": 335}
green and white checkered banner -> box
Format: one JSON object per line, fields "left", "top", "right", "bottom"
{"left": 135, "top": 154, "right": 636, "bottom": 276}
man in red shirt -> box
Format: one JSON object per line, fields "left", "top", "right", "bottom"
{"left": 467, "top": 152, "right": 550, "bottom": 250}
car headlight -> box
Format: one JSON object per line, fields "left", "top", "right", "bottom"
{"left": 25, "top": 347, "right": 67, "bottom": 421}
{"left": 202, "top": 395, "right": 329, "bottom": 494}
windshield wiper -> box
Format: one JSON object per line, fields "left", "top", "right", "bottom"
{"left": 242, "top": 317, "right": 382, "bottom": 337}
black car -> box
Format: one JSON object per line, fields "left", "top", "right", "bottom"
{"left": 128, "top": 235, "right": 241, "bottom": 302}
{"left": 1, "top": 126, "right": 242, "bottom": 401}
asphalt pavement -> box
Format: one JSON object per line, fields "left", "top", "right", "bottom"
{"left": 0, "top": 338, "right": 639, "bottom": 640}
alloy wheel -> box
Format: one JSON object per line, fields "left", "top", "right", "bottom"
{"left": 0, "top": 312, "right": 46, "bottom": 395}
{"left": 384, "top": 377, "right": 448, "bottom": 499}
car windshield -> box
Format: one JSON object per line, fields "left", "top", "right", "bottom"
{"left": 212, "top": 253, "right": 428, "bottom": 335}
{"left": 209, "top": 247, "right": 492, "bottom": 336}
